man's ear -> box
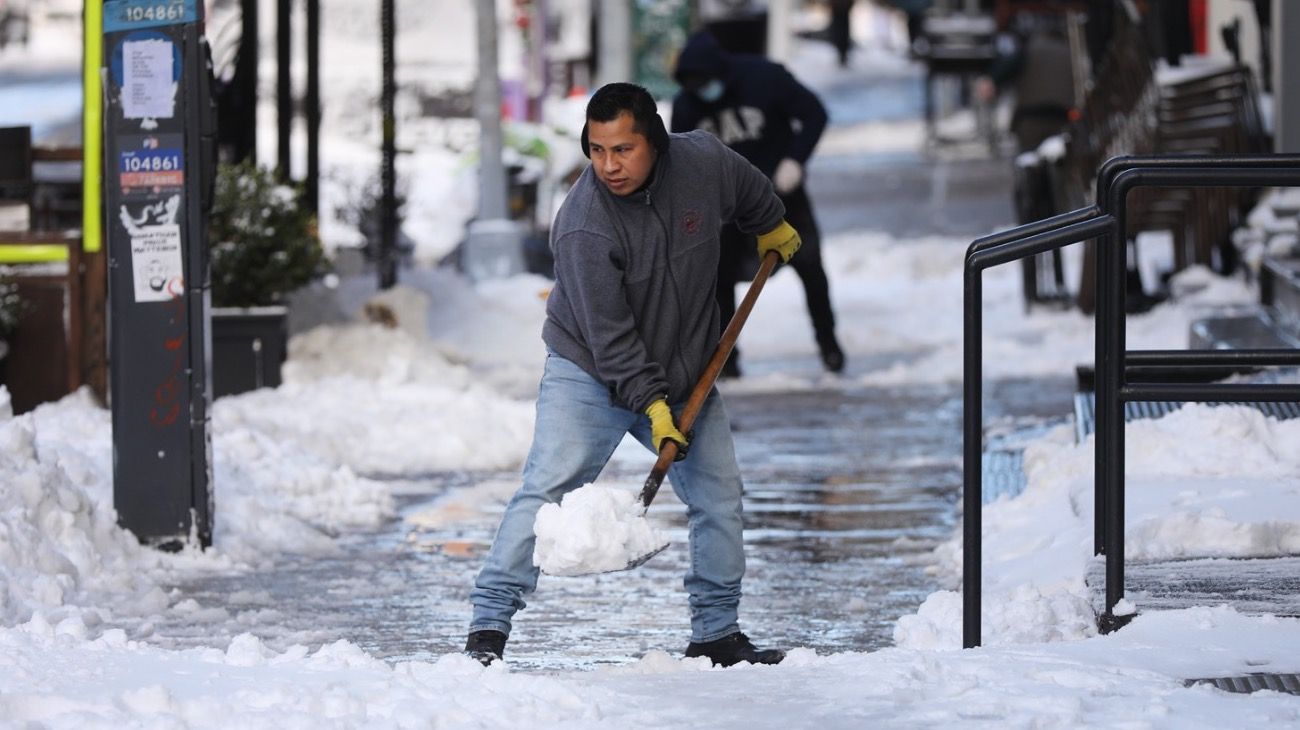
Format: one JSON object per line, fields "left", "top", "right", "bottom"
{"left": 650, "top": 114, "right": 669, "bottom": 153}
{"left": 580, "top": 122, "right": 590, "bottom": 158}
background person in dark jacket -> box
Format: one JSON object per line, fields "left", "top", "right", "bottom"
{"left": 671, "top": 31, "right": 844, "bottom": 377}
{"left": 465, "top": 83, "right": 797, "bottom": 669}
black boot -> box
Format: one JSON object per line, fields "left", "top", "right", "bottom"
{"left": 684, "top": 632, "right": 785, "bottom": 667}
{"left": 464, "top": 630, "right": 507, "bottom": 666}
{"left": 817, "top": 334, "right": 845, "bottom": 373}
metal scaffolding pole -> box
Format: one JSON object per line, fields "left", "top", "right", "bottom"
{"left": 276, "top": 0, "right": 292, "bottom": 179}
{"left": 379, "top": 0, "right": 397, "bottom": 288}
{"left": 305, "top": 0, "right": 320, "bottom": 217}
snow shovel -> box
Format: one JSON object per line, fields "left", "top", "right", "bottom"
{"left": 620, "top": 249, "right": 784, "bottom": 568}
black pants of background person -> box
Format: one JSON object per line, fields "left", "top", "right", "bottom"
{"left": 716, "top": 185, "right": 842, "bottom": 376}
{"left": 829, "top": 0, "right": 854, "bottom": 67}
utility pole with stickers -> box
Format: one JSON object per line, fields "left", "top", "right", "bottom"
{"left": 101, "top": 0, "right": 216, "bottom": 549}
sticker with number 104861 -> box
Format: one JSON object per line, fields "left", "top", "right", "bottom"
{"left": 121, "top": 150, "right": 182, "bottom": 173}
{"left": 105, "top": 0, "right": 196, "bottom": 31}
{"left": 124, "top": 3, "right": 185, "bottom": 23}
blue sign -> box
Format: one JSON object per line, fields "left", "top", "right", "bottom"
{"left": 120, "top": 148, "right": 182, "bottom": 171}
{"left": 104, "top": 0, "right": 197, "bottom": 32}
{"left": 118, "top": 134, "right": 185, "bottom": 193}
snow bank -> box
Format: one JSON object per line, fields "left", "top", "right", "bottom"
{"left": 0, "top": 391, "right": 170, "bottom": 626}
{"left": 533, "top": 485, "right": 667, "bottom": 576}
{"left": 0, "top": 296, "right": 536, "bottom": 623}
{"left": 215, "top": 310, "right": 535, "bottom": 476}
{"left": 0, "top": 383, "right": 398, "bottom": 625}
{"left": 897, "top": 404, "right": 1300, "bottom": 648}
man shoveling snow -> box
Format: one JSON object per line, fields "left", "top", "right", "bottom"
{"left": 463, "top": 83, "right": 801, "bottom": 668}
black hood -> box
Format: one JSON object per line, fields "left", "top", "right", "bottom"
{"left": 673, "top": 31, "right": 730, "bottom": 84}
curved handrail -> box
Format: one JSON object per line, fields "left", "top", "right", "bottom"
{"left": 963, "top": 155, "right": 1300, "bottom": 649}
{"left": 965, "top": 205, "right": 1101, "bottom": 262}
{"left": 1096, "top": 153, "right": 1300, "bottom": 205}
{"left": 962, "top": 206, "right": 1115, "bottom": 650}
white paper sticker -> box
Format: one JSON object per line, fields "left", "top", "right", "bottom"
{"left": 122, "top": 38, "right": 176, "bottom": 119}
{"left": 129, "top": 223, "right": 185, "bottom": 302}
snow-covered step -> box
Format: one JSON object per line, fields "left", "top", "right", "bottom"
{"left": 1087, "top": 555, "right": 1300, "bottom": 619}
{"left": 1073, "top": 386, "right": 1300, "bottom": 442}
{"left": 1184, "top": 673, "right": 1300, "bottom": 695}
{"left": 1261, "top": 254, "right": 1300, "bottom": 333}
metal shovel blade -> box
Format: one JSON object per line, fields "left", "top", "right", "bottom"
{"left": 617, "top": 541, "right": 670, "bottom": 571}
{"left": 544, "top": 541, "right": 670, "bottom": 577}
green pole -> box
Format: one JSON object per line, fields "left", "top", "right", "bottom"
{"left": 83, "top": 1, "right": 103, "bottom": 254}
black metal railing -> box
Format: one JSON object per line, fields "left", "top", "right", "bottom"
{"left": 963, "top": 154, "right": 1300, "bottom": 649}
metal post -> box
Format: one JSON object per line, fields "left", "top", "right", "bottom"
{"left": 232, "top": 0, "right": 258, "bottom": 163}
{"left": 463, "top": 0, "right": 525, "bottom": 282}
{"left": 1275, "top": 0, "right": 1300, "bottom": 153}
{"left": 962, "top": 262, "right": 982, "bottom": 649}
{"left": 476, "top": 0, "right": 506, "bottom": 221}
{"left": 305, "top": 0, "right": 320, "bottom": 216}
{"left": 1092, "top": 207, "right": 1110, "bottom": 558}
{"left": 1098, "top": 170, "right": 1128, "bottom": 629}
{"left": 83, "top": 3, "right": 103, "bottom": 255}
{"left": 767, "top": 0, "right": 793, "bottom": 63}
{"left": 597, "top": 0, "right": 632, "bottom": 85}
{"left": 379, "top": 0, "right": 397, "bottom": 289}
{"left": 276, "top": 0, "right": 292, "bottom": 180}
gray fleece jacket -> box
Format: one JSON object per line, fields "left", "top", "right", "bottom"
{"left": 542, "top": 129, "right": 785, "bottom": 413}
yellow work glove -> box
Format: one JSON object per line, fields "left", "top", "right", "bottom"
{"left": 644, "top": 398, "right": 689, "bottom": 460}
{"left": 756, "top": 219, "right": 801, "bottom": 263}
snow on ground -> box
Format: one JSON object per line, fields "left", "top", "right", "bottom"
{"left": 3, "top": 3, "right": 1300, "bottom": 727}
{"left": 4, "top": 605, "right": 1300, "bottom": 728}
{"left": 897, "top": 402, "right": 1300, "bottom": 650}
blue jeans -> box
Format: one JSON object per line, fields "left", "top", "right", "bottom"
{"left": 469, "top": 353, "right": 746, "bottom": 643}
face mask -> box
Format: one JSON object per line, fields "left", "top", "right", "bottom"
{"left": 696, "top": 79, "right": 725, "bottom": 103}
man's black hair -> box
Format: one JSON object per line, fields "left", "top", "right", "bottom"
{"left": 581, "top": 82, "right": 669, "bottom": 158}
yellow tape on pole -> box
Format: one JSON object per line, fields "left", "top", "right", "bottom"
{"left": 82, "top": 1, "right": 103, "bottom": 254}
{"left": 0, "top": 245, "right": 71, "bottom": 264}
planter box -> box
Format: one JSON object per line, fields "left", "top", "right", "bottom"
{"left": 211, "top": 306, "right": 287, "bottom": 398}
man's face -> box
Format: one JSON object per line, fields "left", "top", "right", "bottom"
{"left": 587, "top": 111, "right": 657, "bottom": 197}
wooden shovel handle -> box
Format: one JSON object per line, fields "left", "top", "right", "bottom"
{"left": 639, "top": 249, "right": 783, "bottom": 508}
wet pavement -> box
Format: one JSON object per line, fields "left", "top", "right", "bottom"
{"left": 131, "top": 371, "right": 1075, "bottom": 672}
